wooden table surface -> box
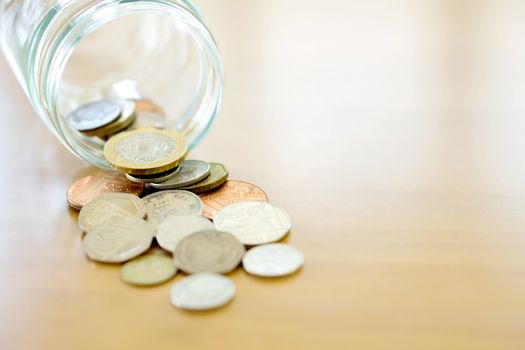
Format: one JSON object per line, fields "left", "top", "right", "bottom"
{"left": 2, "top": 1, "right": 525, "bottom": 349}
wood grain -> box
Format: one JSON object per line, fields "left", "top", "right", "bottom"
{"left": 1, "top": 1, "right": 525, "bottom": 349}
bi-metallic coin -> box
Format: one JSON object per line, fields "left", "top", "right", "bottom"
{"left": 169, "top": 273, "right": 236, "bottom": 311}
{"left": 214, "top": 201, "right": 291, "bottom": 245}
{"left": 174, "top": 230, "right": 245, "bottom": 274}
{"left": 242, "top": 244, "right": 304, "bottom": 277}
{"left": 104, "top": 128, "right": 187, "bottom": 175}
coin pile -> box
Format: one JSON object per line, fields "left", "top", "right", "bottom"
{"left": 66, "top": 99, "right": 304, "bottom": 311}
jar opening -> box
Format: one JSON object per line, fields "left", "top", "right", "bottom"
{"left": 35, "top": 1, "right": 222, "bottom": 168}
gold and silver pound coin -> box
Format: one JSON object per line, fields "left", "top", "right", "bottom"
{"left": 104, "top": 128, "right": 187, "bottom": 175}
{"left": 173, "top": 230, "right": 245, "bottom": 274}
{"left": 82, "top": 216, "right": 154, "bottom": 263}
{"left": 213, "top": 201, "right": 291, "bottom": 245}
{"left": 78, "top": 193, "right": 146, "bottom": 232}
{"left": 156, "top": 214, "right": 215, "bottom": 252}
{"left": 169, "top": 273, "right": 236, "bottom": 311}
{"left": 242, "top": 244, "right": 304, "bottom": 277}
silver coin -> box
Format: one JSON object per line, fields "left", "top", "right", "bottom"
{"left": 174, "top": 230, "right": 245, "bottom": 274}
{"left": 150, "top": 160, "right": 211, "bottom": 189}
{"left": 242, "top": 244, "right": 304, "bottom": 277}
{"left": 169, "top": 273, "right": 236, "bottom": 311}
{"left": 142, "top": 190, "right": 203, "bottom": 226}
{"left": 125, "top": 166, "right": 181, "bottom": 183}
{"left": 67, "top": 100, "right": 122, "bottom": 131}
{"left": 156, "top": 214, "right": 215, "bottom": 252}
{"left": 214, "top": 201, "right": 292, "bottom": 245}
{"left": 82, "top": 216, "right": 154, "bottom": 263}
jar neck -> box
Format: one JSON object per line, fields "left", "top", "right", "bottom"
{"left": 26, "top": 0, "right": 222, "bottom": 168}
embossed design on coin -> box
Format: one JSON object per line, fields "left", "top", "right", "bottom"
{"left": 169, "top": 274, "right": 236, "bottom": 311}
{"left": 242, "top": 244, "right": 304, "bottom": 277}
{"left": 121, "top": 253, "right": 176, "bottom": 286}
{"left": 78, "top": 193, "right": 146, "bottom": 232}
{"left": 67, "top": 100, "right": 121, "bottom": 131}
{"left": 174, "top": 230, "right": 245, "bottom": 274}
{"left": 213, "top": 201, "right": 291, "bottom": 245}
{"left": 199, "top": 180, "right": 268, "bottom": 219}
{"left": 67, "top": 171, "right": 144, "bottom": 210}
{"left": 151, "top": 159, "right": 211, "bottom": 189}
{"left": 180, "top": 162, "right": 228, "bottom": 193}
{"left": 156, "top": 214, "right": 215, "bottom": 252}
{"left": 142, "top": 190, "right": 203, "bottom": 226}
{"left": 82, "top": 216, "right": 154, "bottom": 263}
{"left": 104, "top": 128, "right": 187, "bottom": 175}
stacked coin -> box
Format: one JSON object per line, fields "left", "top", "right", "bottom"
{"left": 67, "top": 98, "right": 304, "bottom": 312}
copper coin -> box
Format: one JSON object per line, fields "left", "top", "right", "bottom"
{"left": 199, "top": 180, "right": 268, "bottom": 219}
{"left": 133, "top": 99, "right": 165, "bottom": 116}
{"left": 67, "top": 171, "right": 144, "bottom": 210}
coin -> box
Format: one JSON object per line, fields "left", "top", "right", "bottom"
{"left": 174, "top": 230, "right": 245, "bottom": 274}
{"left": 180, "top": 162, "right": 228, "bottom": 193}
{"left": 214, "top": 201, "right": 291, "bottom": 245}
{"left": 121, "top": 252, "right": 176, "bottom": 286}
{"left": 67, "top": 171, "right": 144, "bottom": 210}
{"left": 84, "top": 99, "right": 137, "bottom": 137}
{"left": 142, "top": 190, "right": 203, "bottom": 226}
{"left": 150, "top": 160, "right": 211, "bottom": 189}
{"left": 156, "top": 214, "right": 215, "bottom": 252}
{"left": 104, "top": 128, "right": 187, "bottom": 175}
{"left": 169, "top": 273, "right": 236, "bottom": 311}
{"left": 242, "top": 244, "right": 304, "bottom": 277}
{"left": 199, "top": 180, "right": 268, "bottom": 219}
{"left": 78, "top": 193, "right": 146, "bottom": 232}
{"left": 67, "top": 100, "right": 122, "bottom": 131}
{"left": 82, "top": 216, "right": 154, "bottom": 263}
{"left": 125, "top": 166, "right": 181, "bottom": 183}
{"left": 133, "top": 99, "right": 165, "bottom": 116}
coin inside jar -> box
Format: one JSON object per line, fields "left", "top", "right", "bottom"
{"left": 67, "top": 100, "right": 122, "bottom": 131}
{"left": 173, "top": 230, "right": 245, "bottom": 274}
{"left": 83, "top": 99, "right": 136, "bottom": 137}
{"left": 125, "top": 165, "right": 181, "bottom": 184}
{"left": 103, "top": 128, "right": 187, "bottom": 175}
{"left": 78, "top": 192, "right": 146, "bottom": 232}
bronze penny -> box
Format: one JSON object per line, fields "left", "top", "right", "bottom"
{"left": 67, "top": 171, "right": 144, "bottom": 210}
{"left": 199, "top": 180, "right": 268, "bottom": 219}
{"left": 133, "top": 99, "right": 165, "bottom": 116}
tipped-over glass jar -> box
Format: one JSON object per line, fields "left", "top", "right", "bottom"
{"left": 0, "top": 0, "right": 223, "bottom": 169}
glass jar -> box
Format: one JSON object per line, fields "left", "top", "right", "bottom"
{"left": 0, "top": 0, "right": 223, "bottom": 169}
